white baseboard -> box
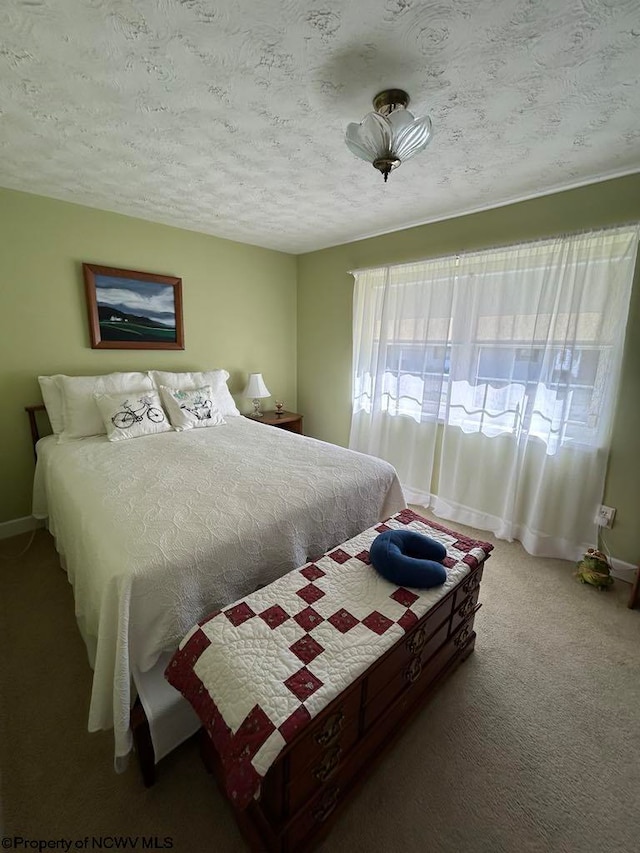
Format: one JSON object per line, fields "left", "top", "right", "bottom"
{"left": 0, "top": 515, "right": 45, "bottom": 540}
{"left": 610, "top": 558, "right": 637, "bottom": 585}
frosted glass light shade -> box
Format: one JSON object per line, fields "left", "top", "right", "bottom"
{"left": 346, "top": 112, "right": 393, "bottom": 163}
{"left": 345, "top": 99, "right": 433, "bottom": 181}
{"left": 346, "top": 109, "right": 432, "bottom": 164}
{"left": 243, "top": 373, "right": 270, "bottom": 399}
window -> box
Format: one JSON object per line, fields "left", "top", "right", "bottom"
{"left": 352, "top": 227, "right": 638, "bottom": 455}
{"left": 350, "top": 226, "right": 639, "bottom": 559}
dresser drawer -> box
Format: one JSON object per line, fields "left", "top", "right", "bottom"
{"left": 365, "top": 596, "right": 452, "bottom": 705}
{"left": 285, "top": 716, "right": 359, "bottom": 816}
{"left": 454, "top": 565, "right": 483, "bottom": 609}
{"left": 366, "top": 642, "right": 454, "bottom": 744}
{"left": 364, "top": 613, "right": 476, "bottom": 732}
{"left": 260, "top": 691, "right": 360, "bottom": 823}
{"left": 286, "top": 758, "right": 358, "bottom": 852}
{"left": 286, "top": 684, "right": 361, "bottom": 781}
{"left": 364, "top": 619, "right": 450, "bottom": 728}
{"left": 450, "top": 586, "right": 481, "bottom": 636}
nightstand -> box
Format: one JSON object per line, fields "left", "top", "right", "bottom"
{"left": 246, "top": 410, "right": 303, "bottom": 435}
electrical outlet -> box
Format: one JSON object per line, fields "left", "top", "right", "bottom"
{"left": 596, "top": 505, "right": 616, "bottom": 528}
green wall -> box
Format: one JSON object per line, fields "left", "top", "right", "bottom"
{"left": 3, "top": 177, "right": 639, "bottom": 563}
{"left": 297, "top": 174, "right": 640, "bottom": 564}
{"left": 0, "top": 187, "right": 297, "bottom": 524}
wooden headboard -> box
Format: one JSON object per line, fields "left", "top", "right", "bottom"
{"left": 25, "top": 404, "right": 47, "bottom": 459}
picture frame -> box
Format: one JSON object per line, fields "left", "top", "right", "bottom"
{"left": 83, "top": 263, "right": 184, "bottom": 350}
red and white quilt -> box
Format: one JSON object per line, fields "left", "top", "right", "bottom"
{"left": 165, "top": 509, "right": 492, "bottom": 809}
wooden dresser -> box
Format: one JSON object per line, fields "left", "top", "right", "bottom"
{"left": 201, "top": 560, "right": 485, "bottom": 852}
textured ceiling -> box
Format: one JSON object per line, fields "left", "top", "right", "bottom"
{"left": 1, "top": 0, "right": 639, "bottom": 254}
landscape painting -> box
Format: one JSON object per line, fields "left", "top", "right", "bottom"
{"left": 83, "top": 264, "right": 184, "bottom": 350}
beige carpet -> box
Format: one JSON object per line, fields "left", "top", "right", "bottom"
{"left": 1, "top": 512, "right": 639, "bottom": 853}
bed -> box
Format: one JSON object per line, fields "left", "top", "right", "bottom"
{"left": 29, "top": 392, "right": 405, "bottom": 774}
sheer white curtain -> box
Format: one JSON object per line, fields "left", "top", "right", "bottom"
{"left": 349, "top": 226, "right": 639, "bottom": 559}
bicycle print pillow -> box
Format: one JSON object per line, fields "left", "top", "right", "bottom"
{"left": 94, "top": 391, "right": 173, "bottom": 442}
{"left": 160, "top": 385, "right": 226, "bottom": 431}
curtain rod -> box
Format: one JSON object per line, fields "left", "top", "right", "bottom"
{"left": 347, "top": 221, "right": 640, "bottom": 276}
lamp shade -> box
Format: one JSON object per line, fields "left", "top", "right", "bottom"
{"left": 243, "top": 373, "right": 270, "bottom": 399}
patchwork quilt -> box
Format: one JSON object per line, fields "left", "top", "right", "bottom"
{"left": 165, "top": 509, "right": 493, "bottom": 809}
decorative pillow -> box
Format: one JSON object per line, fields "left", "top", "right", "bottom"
{"left": 58, "top": 372, "right": 155, "bottom": 442}
{"left": 38, "top": 375, "right": 66, "bottom": 434}
{"left": 369, "top": 529, "right": 448, "bottom": 589}
{"left": 94, "top": 391, "right": 172, "bottom": 442}
{"left": 160, "top": 385, "right": 226, "bottom": 431}
{"left": 149, "top": 370, "right": 240, "bottom": 417}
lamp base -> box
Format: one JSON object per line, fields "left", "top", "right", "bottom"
{"left": 249, "top": 399, "right": 264, "bottom": 418}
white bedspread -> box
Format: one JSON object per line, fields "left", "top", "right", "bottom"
{"left": 33, "top": 418, "right": 405, "bottom": 762}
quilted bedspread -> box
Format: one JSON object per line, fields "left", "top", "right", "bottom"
{"left": 166, "top": 509, "right": 493, "bottom": 809}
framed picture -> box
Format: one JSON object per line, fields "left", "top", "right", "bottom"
{"left": 83, "top": 264, "right": 184, "bottom": 350}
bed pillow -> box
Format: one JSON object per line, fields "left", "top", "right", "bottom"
{"left": 160, "top": 385, "right": 226, "bottom": 431}
{"left": 149, "top": 370, "right": 240, "bottom": 417}
{"left": 37, "top": 375, "right": 66, "bottom": 434}
{"left": 58, "top": 372, "right": 155, "bottom": 442}
{"left": 94, "top": 390, "right": 172, "bottom": 442}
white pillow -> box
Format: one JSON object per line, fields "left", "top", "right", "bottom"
{"left": 38, "top": 375, "right": 66, "bottom": 434}
{"left": 160, "top": 385, "right": 226, "bottom": 431}
{"left": 58, "top": 372, "right": 155, "bottom": 441}
{"left": 94, "top": 391, "right": 172, "bottom": 442}
{"left": 149, "top": 370, "right": 240, "bottom": 417}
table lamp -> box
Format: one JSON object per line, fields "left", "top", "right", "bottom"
{"left": 243, "top": 373, "right": 271, "bottom": 418}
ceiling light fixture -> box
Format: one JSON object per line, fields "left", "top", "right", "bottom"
{"left": 345, "top": 89, "right": 432, "bottom": 183}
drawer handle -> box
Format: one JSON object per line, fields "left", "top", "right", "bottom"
{"left": 458, "top": 596, "right": 477, "bottom": 619}
{"left": 406, "top": 626, "right": 427, "bottom": 655}
{"left": 453, "top": 625, "right": 471, "bottom": 649}
{"left": 405, "top": 656, "right": 423, "bottom": 684}
{"left": 314, "top": 711, "right": 344, "bottom": 747}
{"left": 462, "top": 574, "right": 481, "bottom": 596}
{"left": 312, "top": 785, "right": 340, "bottom": 823}
{"left": 313, "top": 745, "right": 342, "bottom": 782}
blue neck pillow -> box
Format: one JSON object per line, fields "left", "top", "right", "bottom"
{"left": 369, "top": 529, "right": 448, "bottom": 589}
